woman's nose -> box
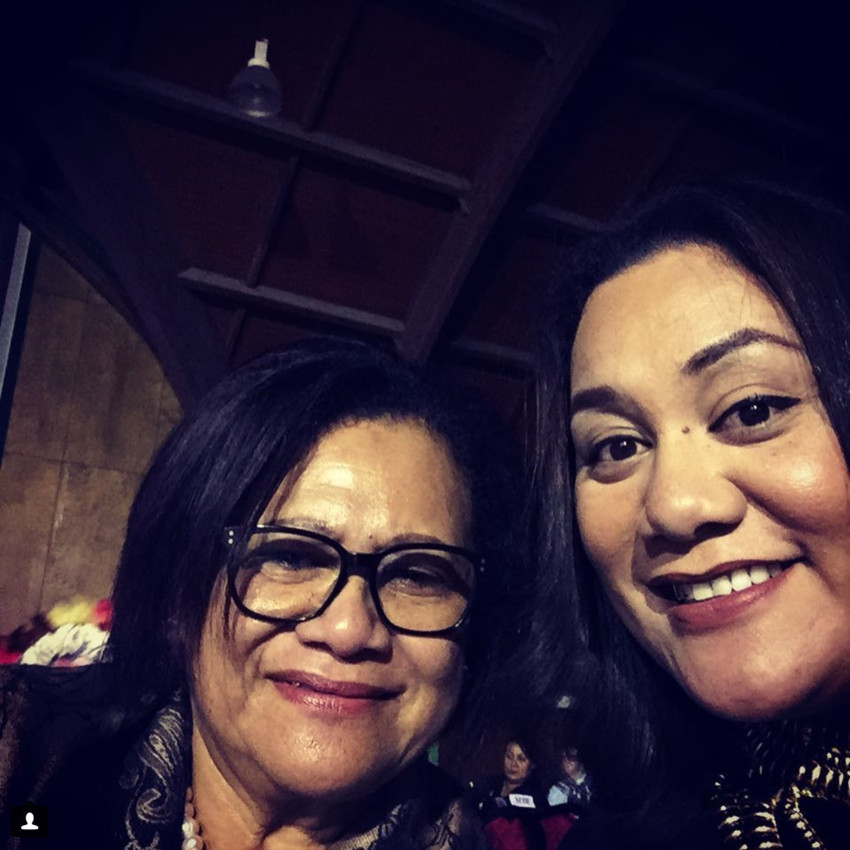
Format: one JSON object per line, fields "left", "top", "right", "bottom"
{"left": 294, "top": 577, "right": 392, "bottom": 659}
{"left": 640, "top": 436, "right": 746, "bottom": 542}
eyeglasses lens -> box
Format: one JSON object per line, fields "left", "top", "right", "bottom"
{"left": 232, "top": 530, "right": 474, "bottom": 632}
{"left": 375, "top": 549, "right": 473, "bottom": 632}
{"left": 233, "top": 531, "right": 339, "bottom": 621}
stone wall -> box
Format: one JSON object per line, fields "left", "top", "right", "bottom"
{"left": 0, "top": 246, "right": 181, "bottom": 632}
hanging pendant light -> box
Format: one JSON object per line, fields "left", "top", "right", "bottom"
{"left": 227, "top": 39, "right": 282, "bottom": 118}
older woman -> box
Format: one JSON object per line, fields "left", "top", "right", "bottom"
{"left": 0, "top": 338, "right": 520, "bottom": 849}
{"left": 533, "top": 182, "right": 850, "bottom": 849}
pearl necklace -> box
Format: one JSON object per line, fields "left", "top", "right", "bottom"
{"left": 182, "top": 787, "right": 204, "bottom": 850}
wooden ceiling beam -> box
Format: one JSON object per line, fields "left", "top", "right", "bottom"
{"left": 180, "top": 267, "right": 404, "bottom": 337}
{"left": 301, "top": 0, "right": 367, "bottom": 128}
{"left": 396, "top": 0, "right": 626, "bottom": 364}
{"left": 245, "top": 0, "right": 366, "bottom": 291}
{"left": 231, "top": 1, "right": 367, "bottom": 356}
{"left": 628, "top": 59, "right": 841, "bottom": 151}
{"left": 524, "top": 203, "right": 604, "bottom": 233}
{"left": 72, "top": 59, "right": 471, "bottom": 201}
{"left": 522, "top": 56, "right": 742, "bottom": 236}
{"left": 440, "top": 0, "right": 558, "bottom": 42}
{"left": 25, "top": 82, "right": 227, "bottom": 408}
{"left": 448, "top": 336, "right": 531, "bottom": 370}
{"left": 179, "top": 266, "right": 529, "bottom": 370}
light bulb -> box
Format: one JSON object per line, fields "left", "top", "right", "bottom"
{"left": 227, "top": 39, "right": 282, "bottom": 118}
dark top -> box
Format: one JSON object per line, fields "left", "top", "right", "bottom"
{"left": 469, "top": 774, "right": 547, "bottom": 822}
{"left": 468, "top": 774, "right": 549, "bottom": 850}
{"left": 556, "top": 806, "right": 723, "bottom": 850}
{"left": 554, "top": 714, "right": 850, "bottom": 849}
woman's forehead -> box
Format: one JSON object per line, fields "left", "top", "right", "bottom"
{"left": 257, "top": 418, "right": 471, "bottom": 545}
{"left": 570, "top": 243, "right": 797, "bottom": 384}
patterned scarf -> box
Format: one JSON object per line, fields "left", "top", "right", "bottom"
{"left": 116, "top": 693, "right": 485, "bottom": 850}
{"left": 712, "top": 715, "right": 850, "bottom": 849}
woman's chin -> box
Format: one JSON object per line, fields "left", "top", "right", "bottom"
{"left": 660, "top": 621, "right": 850, "bottom": 723}
{"left": 693, "top": 690, "right": 798, "bottom": 723}
{"left": 262, "top": 747, "right": 405, "bottom": 807}
{"left": 679, "top": 670, "right": 837, "bottom": 723}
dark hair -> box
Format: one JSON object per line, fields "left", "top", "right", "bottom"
{"left": 108, "top": 337, "right": 520, "bottom": 713}
{"left": 505, "top": 738, "right": 533, "bottom": 760}
{"left": 532, "top": 181, "right": 850, "bottom": 828}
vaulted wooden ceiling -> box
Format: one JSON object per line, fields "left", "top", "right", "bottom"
{"left": 2, "top": 0, "right": 849, "bottom": 427}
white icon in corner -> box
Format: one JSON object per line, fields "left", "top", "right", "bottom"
{"left": 21, "top": 811, "right": 39, "bottom": 830}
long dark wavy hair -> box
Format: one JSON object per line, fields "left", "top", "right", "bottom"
{"left": 108, "top": 337, "right": 522, "bottom": 729}
{"left": 531, "top": 181, "right": 850, "bottom": 835}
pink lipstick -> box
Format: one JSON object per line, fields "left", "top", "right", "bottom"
{"left": 270, "top": 671, "right": 397, "bottom": 716}
{"left": 666, "top": 562, "right": 795, "bottom": 632}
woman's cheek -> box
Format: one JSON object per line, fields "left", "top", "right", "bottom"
{"left": 774, "top": 454, "right": 849, "bottom": 533}
{"left": 575, "top": 483, "right": 635, "bottom": 585}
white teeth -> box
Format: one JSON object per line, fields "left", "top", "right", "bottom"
{"left": 710, "top": 575, "right": 733, "bottom": 596}
{"left": 692, "top": 582, "right": 714, "bottom": 601}
{"left": 667, "top": 562, "right": 790, "bottom": 604}
{"left": 749, "top": 566, "right": 770, "bottom": 585}
{"left": 730, "top": 568, "right": 753, "bottom": 592}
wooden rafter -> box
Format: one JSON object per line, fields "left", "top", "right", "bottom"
{"left": 229, "top": 0, "right": 368, "bottom": 356}
{"left": 179, "top": 266, "right": 529, "bottom": 370}
{"left": 72, "top": 59, "right": 471, "bottom": 201}
{"left": 396, "top": 0, "right": 627, "bottom": 364}
{"left": 181, "top": 266, "right": 405, "bottom": 337}
{"left": 247, "top": 0, "right": 367, "bottom": 290}
{"left": 440, "top": 0, "right": 558, "bottom": 42}
{"left": 628, "top": 59, "right": 842, "bottom": 152}
{"left": 524, "top": 203, "right": 603, "bottom": 233}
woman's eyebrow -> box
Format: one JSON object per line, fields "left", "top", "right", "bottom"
{"left": 262, "top": 516, "right": 334, "bottom": 534}
{"left": 258, "top": 519, "right": 449, "bottom": 548}
{"left": 682, "top": 327, "right": 801, "bottom": 375}
{"left": 569, "top": 385, "right": 642, "bottom": 419}
{"left": 382, "top": 533, "right": 452, "bottom": 548}
{"left": 570, "top": 329, "right": 800, "bottom": 415}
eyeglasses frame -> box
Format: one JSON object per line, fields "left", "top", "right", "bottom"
{"left": 223, "top": 524, "right": 484, "bottom": 636}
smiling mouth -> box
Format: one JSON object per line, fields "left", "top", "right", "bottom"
{"left": 653, "top": 561, "right": 795, "bottom": 604}
{"left": 272, "top": 671, "right": 397, "bottom": 700}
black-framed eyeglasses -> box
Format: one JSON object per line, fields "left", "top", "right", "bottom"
{"left": 224, "top": 525, "right": 483, "bottom": 635}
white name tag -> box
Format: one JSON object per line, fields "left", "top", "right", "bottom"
{"left": 507, "top": 794, "right": 536, "bottom": 808}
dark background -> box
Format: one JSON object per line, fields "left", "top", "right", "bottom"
{"left": 3, "top": 0, "right": 849, "bottom": 431}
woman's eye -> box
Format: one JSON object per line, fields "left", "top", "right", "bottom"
{"left": 385, "top": 565, "right": 447, "bottom": 588}
{"left": 379, "top": 556, "right": 462, "bottom": 596}
{"left": 392, "top": 568, "right": 440, "bottom": 585}
{"left": 710, "top": 394, "right": 800, "bottom": 434}
{"left": 588, "top": 436, "right": 646, "bottom": 465}
{"left": 247, "top": 545, "right": 335, "bottom": 573}
{"left": 266, "top": 553, "right": 314, "bottom": 570}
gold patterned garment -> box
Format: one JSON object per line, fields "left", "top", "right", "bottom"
{"left": 712, "top": 716, "right": 850, "bottom": 849}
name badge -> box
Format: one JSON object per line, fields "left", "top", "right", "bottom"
{"left": 507, "top": 793, "right": 535, "bottom": 808}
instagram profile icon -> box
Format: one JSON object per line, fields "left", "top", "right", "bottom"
{"left": 10, "top": 803, "right": 48, "bottom": 838}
